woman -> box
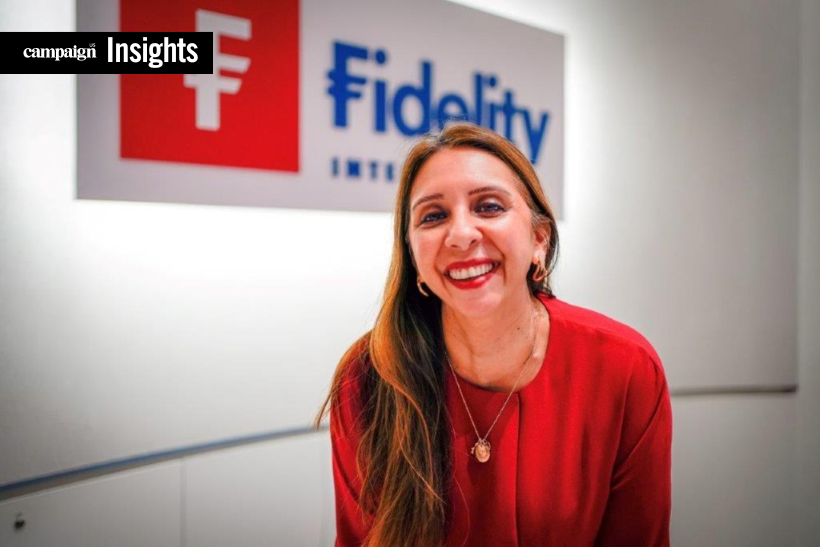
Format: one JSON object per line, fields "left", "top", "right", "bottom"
{"left": 317, "top": 122, "right": 672, "bottom": 546}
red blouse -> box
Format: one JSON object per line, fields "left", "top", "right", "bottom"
{"left": 331, "top": 294, "right": 672, "bottom": 546}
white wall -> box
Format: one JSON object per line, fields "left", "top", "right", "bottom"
{"left": 1, "top": 0, "right": 815, "bottom": 545}
{"left": 452, "top": 0, "right": 800, "bottom": 389}
{"left": 1, "top": 0, "right": 392, "bottom": 487}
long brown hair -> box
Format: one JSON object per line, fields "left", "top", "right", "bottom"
{"left": 317, "top": 122, "right": 559, "bottom": 546}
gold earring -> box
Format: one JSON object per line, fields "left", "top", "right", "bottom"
{"left": 417, "top": 277, "right": 430, "bottom": 297}
{"left": 531, "top": 260, "right": 547, "bottom": 283}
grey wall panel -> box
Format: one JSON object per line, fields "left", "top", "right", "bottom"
{"left": 671, "top": 396, "right": 795, "bottom": 546}
{"left": 183, "top": 434, "right": 324, "bottom": 547}
{"left": 797, "top": 0, "right": 820, "bottom": 543}
{"left": 0, "top": 463, "right": 181, "bottom": 547}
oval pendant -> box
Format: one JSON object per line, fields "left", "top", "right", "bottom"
{"left": 472, "top": 439, "right": 491, "bottom": 463}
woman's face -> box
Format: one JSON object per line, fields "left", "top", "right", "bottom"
{"left": 406, "top": 147, "right": 546, "bottom": 317}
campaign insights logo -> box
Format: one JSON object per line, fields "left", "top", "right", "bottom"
{"left": 15, "top": 33, "right": 211, "bottom": 73}
{"left": 120, "top": 0, "right": 299, "bottom": 172}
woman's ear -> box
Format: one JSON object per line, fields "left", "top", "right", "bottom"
{"left": 534, "top": 221, "right": 551, "bottom": 253}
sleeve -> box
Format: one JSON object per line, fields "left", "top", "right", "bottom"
{"left": 595, "top": 348, "right": 673, "bottom": 547}
{"left": 330, "top": 366, "right": 373, "bottom": 546}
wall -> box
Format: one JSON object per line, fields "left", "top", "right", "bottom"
{"left": 0, "top": 436, "right": 332, "bottom": 547}
{"left": 1, "top": 0, "right": 393, "bottom": 488}
{"left": 797, "top": 0, "right": 820, "bottom": 543}
{"left": 0, "top": 0, "right": 813, "bottom": 545}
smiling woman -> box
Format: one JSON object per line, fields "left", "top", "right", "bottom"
{"left": 408, "top": 148, "right": 548, "bottom": 319}
{"left": 317, "top": 122, "right": 672, "bottom": 547}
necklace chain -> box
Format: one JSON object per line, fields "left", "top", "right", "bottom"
{"left": 446, "top": 303, "right": 542, "bottom": 462}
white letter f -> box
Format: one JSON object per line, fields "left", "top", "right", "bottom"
{"left": 184, "top": 9, "right": 251, "bottom": 131}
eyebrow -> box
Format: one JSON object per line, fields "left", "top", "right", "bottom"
{"left": 410, "top": 185, "right": 513, "bottom": 211}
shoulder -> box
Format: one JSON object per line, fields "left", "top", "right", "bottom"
{"left": 539, "top": 295, "right": 671, "bottom": 460}
{"left": 541, "top": 294, "right": 663, "bottom": 372}
{"left": 538, "top": 294, "right": 668, "bottom": 404}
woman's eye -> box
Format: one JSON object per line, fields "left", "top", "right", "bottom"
{"left": 476, "top": 202, "right": 505, "bottom": 214}
{"left": 420, "top": 211, "right": 447, "bottom": 224}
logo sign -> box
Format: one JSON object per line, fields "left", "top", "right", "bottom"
{"left": 78, "top": 0, "right": 564, "bottom": 216}
{"left": 118, "top": 0, "right": 299, "bottom": 172}
{"left": 9, "top": 31, "right": 213, "bottom": 73}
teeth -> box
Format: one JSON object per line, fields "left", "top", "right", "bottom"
{"left": 449, "top": 263, "right": 494, "bottom": 280}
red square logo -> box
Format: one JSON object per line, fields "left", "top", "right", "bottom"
{"left": 120, "top": 0, "right": 299, "bottom": 172}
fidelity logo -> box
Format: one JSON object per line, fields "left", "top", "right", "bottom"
{"left": 183, "top": 10, "right": 251, "bottom": 131}
{"left": 327, "top": 41, "right": 551, "bottom": 183}
{"left": 119, "top": 0, "right": 299, "bottom": 172}
{"left": 117, "top": 0, "right": 550, "bottom": 182}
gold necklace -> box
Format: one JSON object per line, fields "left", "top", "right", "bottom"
{"left": 446, "top": 305, "right": 541, "bottom": 463}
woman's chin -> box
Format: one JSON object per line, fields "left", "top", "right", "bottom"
{"left": 440, "top": 290, "right": 506, "bottom": 319}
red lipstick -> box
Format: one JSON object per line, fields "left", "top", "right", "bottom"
{"left": 444, "top": 259, "right": 499, "bottom": 290}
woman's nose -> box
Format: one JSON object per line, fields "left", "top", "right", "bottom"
{"left": 444, "top": 210, "right": 481, "bottom": 250}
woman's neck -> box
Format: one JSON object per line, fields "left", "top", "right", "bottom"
{"left": 442, "top": 292, "right": 546, "bottom": 392}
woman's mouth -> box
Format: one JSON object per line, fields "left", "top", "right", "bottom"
{"left": 444, "top": 261, "right": 499, "bottom": 288}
